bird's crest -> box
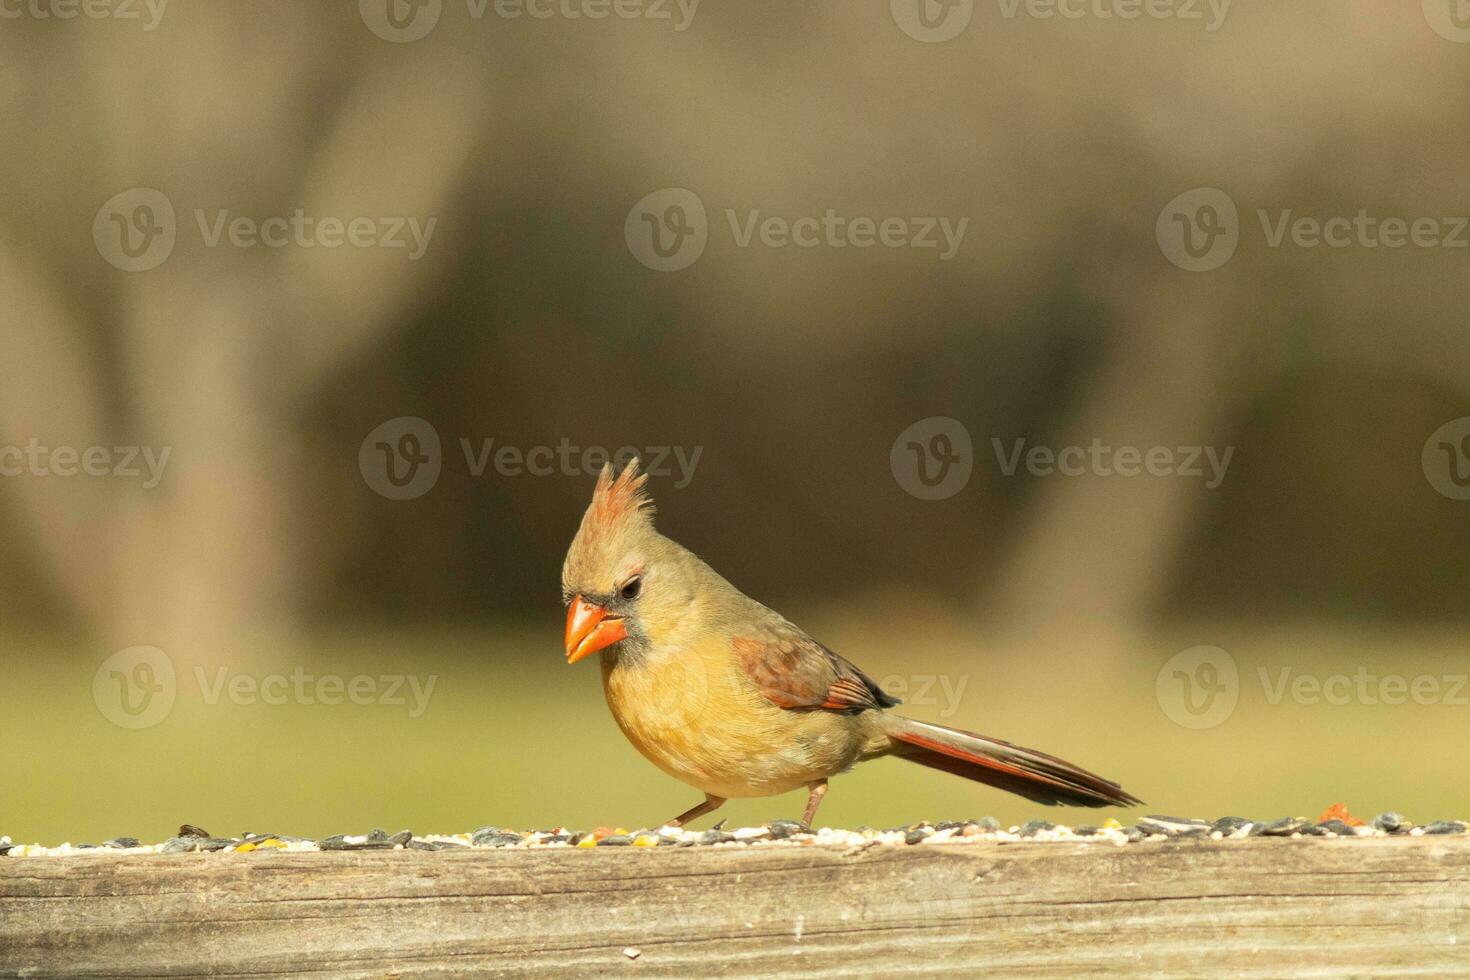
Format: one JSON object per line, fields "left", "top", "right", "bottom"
{"left": 564, "top": 458, "right": 656, "bottom": 594}
{"left": 586, "top": 458, "right": 655, "bottom": 534}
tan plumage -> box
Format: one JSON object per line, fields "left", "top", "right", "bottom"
{"left": 561, "top": 460, "right": 1140, "bottom": 827}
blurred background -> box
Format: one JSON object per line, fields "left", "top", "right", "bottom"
{"left": 2, "top": 0, "right": 1468, "bottom": 844}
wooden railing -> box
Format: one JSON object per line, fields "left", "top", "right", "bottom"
{"left": 2, "top": 836, "right": 1467, "bottom": 976}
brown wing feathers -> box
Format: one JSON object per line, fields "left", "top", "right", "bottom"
{"left": 733, "top": 635, "right": 899, "bottom": 714}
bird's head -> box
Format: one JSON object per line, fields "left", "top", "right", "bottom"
{"left": 561, "top": 458, "right": 686, "bottom": 664}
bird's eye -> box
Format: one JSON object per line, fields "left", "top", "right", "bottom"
{"left": 620, "top": 577, "right": 642, "bottom": 601}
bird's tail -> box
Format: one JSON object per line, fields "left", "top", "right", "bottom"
{"left": 880, "top": 715, "right": 1141, "bottom": 808}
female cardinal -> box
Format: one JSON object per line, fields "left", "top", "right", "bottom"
{"left": 562, "top": 460, "right": 1140, "bottom": 827}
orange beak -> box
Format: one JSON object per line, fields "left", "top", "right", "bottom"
{"left": 565, "top": 596, "right": 628, "bottom": 664}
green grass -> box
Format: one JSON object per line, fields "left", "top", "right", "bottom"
{"left": 4, "top": 620, "right": 1465, "bottom": 844}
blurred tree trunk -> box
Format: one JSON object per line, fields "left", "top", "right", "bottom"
{"left": 0, "top": 10, "right": 489, "bottom": 657}
{"left": 983, "top": 276, "right": 1243, "bottom": 648}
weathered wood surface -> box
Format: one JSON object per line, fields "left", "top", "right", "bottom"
{"left": 2, "top": 837, "right": 1468, "bottom": 978}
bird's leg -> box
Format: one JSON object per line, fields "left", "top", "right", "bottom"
{"left": 663, "top": 793, "right": 726, "bottom": 828}
{"left": 801, "top": 779, "right": 829, "bottom": 826}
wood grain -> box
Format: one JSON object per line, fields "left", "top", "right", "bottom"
{"left": 2, "top": 837, "right": 1468, "bottom": 977}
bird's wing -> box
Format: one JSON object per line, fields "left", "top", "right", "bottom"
{"left": 732, "top": 628, "right": 900, "bottom": 714}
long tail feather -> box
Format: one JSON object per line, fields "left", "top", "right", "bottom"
{"left": 883, "top": 716, "right": 1141, "bottom": 808}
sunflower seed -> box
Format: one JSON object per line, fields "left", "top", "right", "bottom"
{"left": 1373, "top": 813, "right": 1412, "bottom": 834}
{"left": 1019, "top": 820, "right": 1055, "bottom": 838}
{"left": 1139, "top": 815, "right": 1210, "bottom": 837}
{"left": 766, "top": 820, "right": 810, "bottom": 840}
{"left": 1261, "top": 817, "right": 1311, "bottom": 836}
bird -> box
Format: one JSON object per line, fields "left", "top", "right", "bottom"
{"left": 561, "top": 459, "right": 1141, "bottom": 828}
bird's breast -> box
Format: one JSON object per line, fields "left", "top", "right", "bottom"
{"left": 599, "top": 642, "right": 866, "bottom": 799}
